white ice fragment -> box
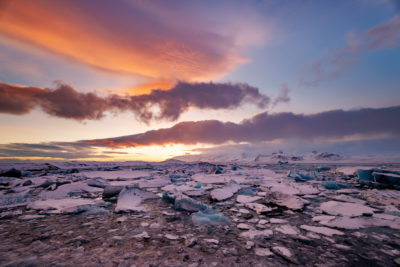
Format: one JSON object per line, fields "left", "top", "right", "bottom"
{"left": 254, "top": 248, "right": 273, "bottom": 257}
{"left": 275, "top": 225, "right": 299, "bottom": 236}
{"left": 204, "top": 238, "right": 219, "bottom": 244}
{"left": 210, "top": 181, "right": 241, "bottom": 201}
{"left": 272, "top": 246, "right": 293, "bottom": 259}
{"left": 312, "top": 215, "right": 335, "bottom": 223}
{"left": 245, "top": 241, "right": 254, "bottom": 250}
{"left": 81, "top": 170, "right": 151, "bottom": 180}
{"left": 238, "top": 208, "right": 250, "bottom": 214}
{"left": 39, "top": 182, "right": 103, "bottom": 199}
{"left": 239, "top": 229, "right": 273, "bottom": 239}
{"left": 269, "top": 185, "right": 301, "bottom": 195}
{"left": 165, "top": 234, "right": 179, "bottom": 240}
{"left": 237, "top": 223, "right": 251, "bottom": 230}
{"left": 133, "top": 231, "right": 150, "bottom": 239}
{"left": 330, "top": 194, "right": 366, "bottom": 205}
{"left": 115, "top": 187, "right": 158, "bottom": 213}
{"left": 236, "top": 195, "right": 262, "bottom": 203}
{"left": 265, "top": 191, "right": 308, "bottom": 210}
{"left": 28, "top": 198, "right": 101, "bottom": 214}
{"left": 270, "top": 218, "right": 288, "bottom": 224}
{"left": 244, "top": 203, "right": 272, "bottom": 214}
{"left": 300, "top": 225, "right": 344, "bottom": 237}
{"left": 320, "top": 201, "right": 375, "bottom": 217}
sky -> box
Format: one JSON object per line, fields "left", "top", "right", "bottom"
{"left": 0, "top": 0, "right": 399, "bottom": 162}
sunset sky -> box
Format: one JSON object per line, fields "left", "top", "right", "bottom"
{"left": 0, "top": 0, "right": 399, "bottom": 161}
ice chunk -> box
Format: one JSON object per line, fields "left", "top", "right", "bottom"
{"left": 237, "top": 187, "right": 257, "bottom": 196}
{"left": 184, "top": 190, "right": 207, "bottom": 197}
{"left": 103, "top": 185, "right": 123, "bottom": 198}
{"left": 138, "top": 179, "right": 170, "bottom": 188}
{"left": 269, "top": 185, "right": 301, "bottom": 195}
{"left": 255, "top": 248, "right": 273, "bottom": 257}
{"left": 272, "top": 246, "right": 293, "bottom": 261}
{"left": 264, "top": 190, "right": 308, "bottom": 210}
{"left": 275, "top": 225, "right": 299, "bottom": 236}
{"left": 194, "top": 182, "right": 202, "bottom": 189}
{"left": 319, "top": 215, "right": 400, "bottom": 230}
{"left": 210, "top": 180, "right": 241, "bottom": 201}
{"left": 245, "top": 203, "right": 272, "bottom": 214}
{"left": 81, "top": 170, "right": 151, "bottom": 180}
{"left": 320, "top": 200, "right": 375, "bottom": 217}
{"left": 28, "top": 198, "right": 105, "bottom": 214}
{"left": 294, "top": 172, "right": 314, "bottom": 182}
{"left": 316, "top": 167, "right": 331, "bottom": 172}
{"left": 322, "top": 181, "right": 347, "bottom": 190}
{"left": 331, "top": 194, "right": 366, "bottom": 204}
{"left": 300, "top": 225, "right": 344, "bottom": 236}
{"left": 87, "top": 177, "right": 109, "bottom": 188}
{"left": 0, "top": 192, "right": 32, "bottom": 208}
{"left": 0, "top": 168, "right": 22, "bottom": 178}
{"left": 174, "top": 194, "right": 209, "bottom": 212}
{"left": 357, "top": 169, "right": 374, "bottom": 181}
{"left": 239, "top": 229, "right": 273, "bottom": 239}
{"left": 191, "top": 209, "right": 231, "bottom": 225}
{"left": 373, "top": 171, "right": 400, "bottom": 186}
{"left": 40, "top": 182, "right": 103, "bottom": 199}
{"left": 115, "top": 186, "right": 158, "bottom": 213}
{"left": 236, "top": 195, "right": 262, "bottom": 203}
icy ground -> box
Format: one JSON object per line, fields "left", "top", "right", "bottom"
{"left": 1, "top": 160, "right": 400, "bottom": 266}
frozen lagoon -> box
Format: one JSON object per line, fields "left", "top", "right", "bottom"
{"left": 1, "top": 160, "right": 400, "bottom": 266}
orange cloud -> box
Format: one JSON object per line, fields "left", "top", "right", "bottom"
{"left": 0, "top": 0, "right": 255, "bottom": 82}
{"left": 122, "top": 79, "right": 175, "bottom": 95}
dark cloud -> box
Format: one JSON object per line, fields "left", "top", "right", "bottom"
{"left": 1, "top": 105, "right": 398, "bottom": 160}
{"left": 0, "top": 81, "right": 269, "bottom": 122}
{"left": 85, "top": 105, "right": 400, "bottom": 147}
{"left": 110, "top": 81, "right": 270, "bottom": 122}
{"left": 0, "top": 82, "right": 108, "bottom": 120}
{"left": 300, "top": 14, "right": 400, "bottom": 87}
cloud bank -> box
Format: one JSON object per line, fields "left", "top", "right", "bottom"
{"left": 0, "top": 0, "right": 266, "bottom": 81}
{"left": 85, "top": 105, "right": 400, "bottom": 147}
{"left": 0, "top": 81, "right": 269, "bottom": 122}
{"left": 1, "top": 105, "right": 398, "bottom": 160}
